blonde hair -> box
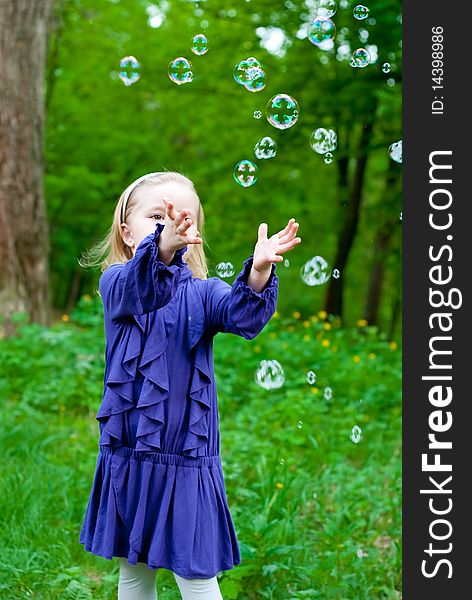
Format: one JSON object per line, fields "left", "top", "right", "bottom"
{"left": 78, "top": 171, "right": 210, "bottom": 280}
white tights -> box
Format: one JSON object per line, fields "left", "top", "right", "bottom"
{"left": 117, "top": 558, "right": 224, "bottom": 600}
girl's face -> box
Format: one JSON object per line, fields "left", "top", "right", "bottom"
{"left": 121, "top": 182, "right": 200, "bottom": 259}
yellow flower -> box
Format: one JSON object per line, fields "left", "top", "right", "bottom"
{"left": 356, "top": 319, "right": 368, "bottom": 327}
{"left": 287, "top": 325, "right": 295, "bottom": 332}
{"left": 272, "top": 311, "right": 280, "bottom": 319}
{"left": 303, "top": 334, "right": 311, "bottom": 341}
{"left": 282, "top": 342, "right": 288, "bottom": 349}
{"left": 311, "top": 387, "right": 319, "bottom": 394}
{"left": 318, "top": 310, "right": 327, "bottom": 319}
{"left": 61, "top": 314, "right": 70, "bottom": 322}
{"left": 83, "top": 294, "right": 92, "bottom": 302}
{"left": 254, "top": 345, "right": 261, "bottom": 353}
{"left": 353, "top": 355, "right": 361, "bottom": 363}
{"left": 389, "top": 341, "right": 398, "bottom": 350}
{"left": 270, "top": 332, "right": 277, "bottom": 339}
{"left": 276, "top": 482, "right": 284, "bottom": 489}
{"left": 292, "top": 310, "right": 301, "bottom": 319}
{"left": 310, "top": 315, "right": 319, "bottom": 323}
{"left": 303, "top": 320, "right": 311, "bottom": 328}
{"left": 321, "top": 339, "right": 330, "bottom": 347}
{"left": 323, "top": 322, "right": 331, "bottom": 331}
{"left": 368, "top": 352, "right": 376, "bottom": 360}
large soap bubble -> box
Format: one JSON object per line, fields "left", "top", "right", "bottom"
{"left": 300, "top": 256, "right": 331, "bottom": 286}
{"left": 310, "top": 128, "right": 337, "bottom": 154}
{"left": 233, "top": 160, "right": 259, "bottom": 187}
{"left": 313, "top": 0, "right": 337, "bottom": 19}
{"left": 254, "top": 136, "right": 277, "bottom": 159}
{"left": 388, "top": 140, "right": 402, "bottom": 163}
{"left": 266, "top": 94, "right": 300, "bottom": 130}
{"left": 244, "top": 67, "right": 267, "bottom": 92}
{"left": 215, "top": 262, "right": 235, "bottom": 278}
{"left": 168, "top": 57, "right": 194, "bottom": 84}
{"left": 350, "top": 48, "right": 370, "bottom": 68}
{"left": 255, "top": 359, "right": 285, "bottom": 389}
{"left": 119, "top": 56, "right": 141, "bottom": 86}
{"left": 191, "top": 33, "right": 208, "bottom": 55}
{"left": 353, "top": 5, "right": 369, "bottom": 20}
{"left": 308, "top": 18, "right": 336, "bottom": 46}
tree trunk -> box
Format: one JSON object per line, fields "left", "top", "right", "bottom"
{"left": 324, "top": 107, "right": 377, "bottom": 318}
{"left": 364, "top": 224, "right": 393, "bottom": 326}
{"left": 0, "top": 0, "right": 55, "bottom": 336}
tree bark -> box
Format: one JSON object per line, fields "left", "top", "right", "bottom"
{"left": 324, "top": 104, "right": 378, "bottom": 318}
{"left": 0, "top": 0, "right": 55, "bottom": 336}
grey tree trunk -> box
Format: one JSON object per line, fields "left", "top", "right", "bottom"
{"left": 0, "top": 0, "right": 55, "bottom": 335}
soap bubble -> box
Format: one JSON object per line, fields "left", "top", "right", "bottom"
{"left": 313, "top": 0, "right": 337, "bottom": 18}
{"left": 308, "top": 17, "right": 336, "bottom": 46}
{"left": 284, "top": 259, "right": 290, "bottom": 267}
{"left": 233, "top": 57, "right": 263, "bottom": 85}
{"left": 332, "top": 268, "right": 340, "bottom": 279}
{"left": 382, "top": 62, "right": 391, "bottom": 73}
{"left": 255, "top": 359, "right": 285, "bottom": 389}
{"left": 399, "top": 211, "right": 402, "bottom": 221}
{"left": 233, "top": 160, "right": 259, "bottom": 187}
{"left": 119, "top": 56, "right": 141, "bottom": 86}
{"left": 253, "top": 110, "right": 262, "bottom": 119}
{"left": 300, "top": 256, "right": 331, "bottom": 286}
{"left": 310, "top": 128, "right": 337, "bottom": 154}
{"left": 191, "top": 33, "right": 208, "bottom": 55}
{"left": 298, "top": 420, "right": 303, "bottom": 429}
{"left": 388, "top": 140, "right": 402, "bottom": 163}
{"left": 387, "top": 78, "right": 395, "bottom": 87}
{"left": 266, "top": 94, "right": 300, "bottom": 130}
{"left": 306, "top": 371, "right": 317, "bottom": 385}
{"left": 324, "top": 386, "right": 333, "bottom": 400}
{"left": 350, "top": 48, "right": 370, "bottom": 68}
{"left": 324, "top": 152, "right": 334, "bottom": 164}
{"left": 168, "top": 57, "right": 193, "bottom": 84}
{"left": 244, "top": 66, "right": 267, "bottom": 92}
{"left": 350, "top": 425, "right": 363, "bottom": 443}
{"left": 254, "top": 136, "right": 277, "bottom": 159}
{"left": 215, "top": 262, "right": 235, "bottom": 278}
{"left": 353, "top": 5, "right": 369, "bottom": 20}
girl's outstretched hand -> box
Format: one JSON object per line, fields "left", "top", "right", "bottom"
{"left": 252, "top": 218, "right": 302, "bottom": 273}
{"left": 159, "top": 197, "right": 203, "bottom": 253}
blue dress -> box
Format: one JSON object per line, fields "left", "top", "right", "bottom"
{"left": 79, "top": 221, "right": 279, "bottom": 579}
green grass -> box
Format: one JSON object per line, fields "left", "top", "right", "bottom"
{"left": 0, "top": 298, "right": 401, "bottom": 599}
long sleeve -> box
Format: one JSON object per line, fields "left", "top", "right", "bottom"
{"left": 205, "top": 254, "right": 278, "bottom": 339}
{"left": 99, "top": 222, "right": 189, "bottom": 321}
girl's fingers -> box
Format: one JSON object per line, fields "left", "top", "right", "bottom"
{"left": 278, "top": 218, "right": 296, "bottom": 238}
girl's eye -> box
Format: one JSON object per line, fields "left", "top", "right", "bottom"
{"left": 151, "top": 213, "right": 164, "bottom": 220}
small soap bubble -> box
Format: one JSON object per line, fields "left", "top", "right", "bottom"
{"left": 119, "top": 56, "right": 141, "bottom": 86}
{"left": 308, "top": 17, "right": 336, "bottom": 46}
{"left": 253, "top": 110, "right": 262, "bottom": 119}
{"left": 244, "top": 66, "right": 267, "bottom": 92}
{"left": 388, "top": 140, "right": 402, "bottom": 163}
{"left": 168, "top": 57, "right": 193, "bottom": 84}
{"left": 254, "top": 136, "right": 277, "bottom": 159}
{"left": 266, "top": 94, "right": 300, "bottom": 130}
{"left": 313, "top": 0, "right": 337, "bottom": 19}
{"left": 191, "top": 33, "right": 208, "bottom": 55}
{"left": 351, "top": 48, "right": 370, "bottom": 68}
{"left": 298, "top": 420, "right": 303, "bottom": 429}
{"left": 280, "top": 458, "right": 285, "bottom": 465}
{"left": 301, "top": 256, "right": 331, "bottom": 286}
{"left": 255, "top": 359, "right": 285, "bottom": 389}
{"left": 387, "top": 78, "right": 395, "bottom": 87}
{"left": 324, "top": 152, "right": 333, "bottom": 164}
{"left": 332, "top": 268, "right": 340, "bottom": 279}
{"left": 350, "top": 425, "right": 363, "bottom": 443}
{"left": 306, "top": 370, "right": 317, "bottom": 385}
{"left": 215, "top": 262, "right": 235, "bottom": 278}
{"left": 284, "top": 258, "right": 290, "bottom": 267}
{"left": 310, "top": 128, "right": 337, "bottom": 154}
{"left": 382, "top": 62, "right": 391, "bottom": 73}
{"left": 353, "top": 5, "right": 369, "bottom": 20}
{"left": 324, "top": 386, "right": 333, "bottom": 400}
{"left": 357, "top": 547, "right": 367, "bottom": 558}
{"left": 233, "top": 159, "right": 259, "bottom": 187}
{"left": 399, "top": 211, "right": 402, "bottom": 221}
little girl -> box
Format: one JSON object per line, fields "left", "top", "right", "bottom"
{"left": 79, "top": 170, "right": 301, "bottom": 599}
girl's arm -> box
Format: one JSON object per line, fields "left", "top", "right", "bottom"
{"left": 205, "top": 254, "right": 278, "bottom": 339}
{"left": 99, "top": 222, "right": 187, "bottom": 321}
